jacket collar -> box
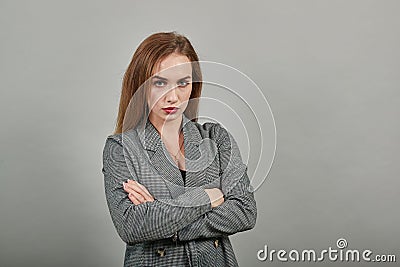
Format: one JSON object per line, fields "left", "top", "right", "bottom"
{"left": 133, "top": 113, "right": 210, "bottom": 196}
{"left": 141, "top": 113, "right": 202, "bottom": 152}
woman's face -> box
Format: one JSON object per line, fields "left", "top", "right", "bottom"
{"left": 147, "top": 53, "right": 192, "bottom": 125}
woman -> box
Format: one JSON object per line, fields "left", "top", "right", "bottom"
{"left": 102, "top": 31, "right": 257, "bottom": 266}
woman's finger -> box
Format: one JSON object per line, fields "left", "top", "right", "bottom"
{"left": 128, "top": 193, "right": 141, "bottom": 205}
{"left": 130, "top": 189, "right": 146, "bottom": 203}
{"left": 123, "top": 182, "right": 140, "bottom": 196}
{"left": 137, "top": 183, "right": 152, "bottom": 197}
{"left": 126, "top": 180, "right": 154, "bottom": 201}
{"left": 123, "top": 181, "right": 154, "bottom": 202}
{"left": 126, "top": 188, "right": 152, "bottom": 205}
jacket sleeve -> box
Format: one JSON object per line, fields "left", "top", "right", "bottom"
{"left": 177, "top": 123, "right": 257, "bottom": 241}
{"left": 102, "top": 137, "right": 212, "bottom": 245}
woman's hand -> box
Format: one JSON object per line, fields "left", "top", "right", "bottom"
{"left": 205, "top": 188, "right": 225, "bottom": 208}
{"left": 123, "top": 179, "right": 155, "bottom": 205}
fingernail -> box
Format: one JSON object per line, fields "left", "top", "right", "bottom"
{"left": 127, "top": 179, "right": 130, "bottom": 183}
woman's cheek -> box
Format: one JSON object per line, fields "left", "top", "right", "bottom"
{"left": 148, "top": 90, "right": 163, "bottom": 110}
{"left": 184, "top": 88, "right": 192, "bottom": 104}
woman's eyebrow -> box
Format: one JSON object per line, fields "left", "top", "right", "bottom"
{"left": 178, "top": 75, "right": 191, "bottom": 80}
{"left": 152, "top": 75, "right": 168, "bottom": 81}
{"left": 152, "top": 75, "right": 191, "bottom": 81}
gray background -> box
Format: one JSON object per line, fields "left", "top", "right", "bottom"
{"left": 1, "top": 0, "right": 399, "bottom": 266}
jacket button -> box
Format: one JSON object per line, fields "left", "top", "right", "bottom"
{"left": 214, "top": 239, "right": 219, "bottom": 248}
{"left": 172, "top": 232, "right": 178, "bottom": 242}
{"left": 156, "top": 248, "right": 166, "bottom": 257}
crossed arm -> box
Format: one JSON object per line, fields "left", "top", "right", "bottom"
{"left": 123, "top": 178, "right": 224, "bottom": 209}
{"left": 102, "top": 124, "right": 257, "bottom": 244}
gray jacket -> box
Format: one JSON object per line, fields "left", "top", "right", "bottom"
{"left": 102, "top": 114, "right": 257, "bottom": 266}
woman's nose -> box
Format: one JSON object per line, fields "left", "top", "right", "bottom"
{"left": 165, "top": 87, "right": 178, "bottom": 103}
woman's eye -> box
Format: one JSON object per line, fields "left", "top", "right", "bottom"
{"left": 154, "top": 80, "right": 166, "bottom": 87}
{"left": 178, "top": 81, "right": 189, "bottom": 87}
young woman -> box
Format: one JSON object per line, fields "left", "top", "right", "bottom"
{"left": 102, "top": 31, "right": 257, "bottom": 266}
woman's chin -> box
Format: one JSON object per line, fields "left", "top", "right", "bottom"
{"left": 150, "top": 111, "right": 182, "bottom": 123}
{"left": 164, "top": 111, "right": 182, "bottom": 121}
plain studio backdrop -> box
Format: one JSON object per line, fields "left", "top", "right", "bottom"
{"left": 1, "top": 1, "right": 399, "bottom": 266}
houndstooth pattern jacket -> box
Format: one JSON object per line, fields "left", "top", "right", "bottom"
{"left": 102, "top": 114, "right": 257, "bottom": 266}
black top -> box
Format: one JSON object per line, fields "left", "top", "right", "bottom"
{"left": 179, "top": 169, "right": 186, "bottom": 185}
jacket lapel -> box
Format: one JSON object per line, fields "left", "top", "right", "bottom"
{"left": 181, "top": 115, "right": 206, "bottom": 188}
{"left": 137, "top": 113, "right": 220, "bottom": 199}
{"left": 181, "top": 116, "right": 220, "bottom": 189}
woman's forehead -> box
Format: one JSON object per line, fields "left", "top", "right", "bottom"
{"left": 153, "top": 53, "right": 192, "bottom": 79}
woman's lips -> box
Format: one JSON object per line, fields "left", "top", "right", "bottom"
{"left": 162, "top": 107, "right": 179, "bottom": 114}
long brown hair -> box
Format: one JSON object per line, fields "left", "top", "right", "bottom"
{"left": 113, "top": 31, "right": 203, "bottom": 134}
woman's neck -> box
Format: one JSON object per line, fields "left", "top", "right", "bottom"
{"left": 150, "top": 114, "right": 185, "bottom": 170}
{"left": 150, "top": 115, "right": 183, "bottom": 138}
